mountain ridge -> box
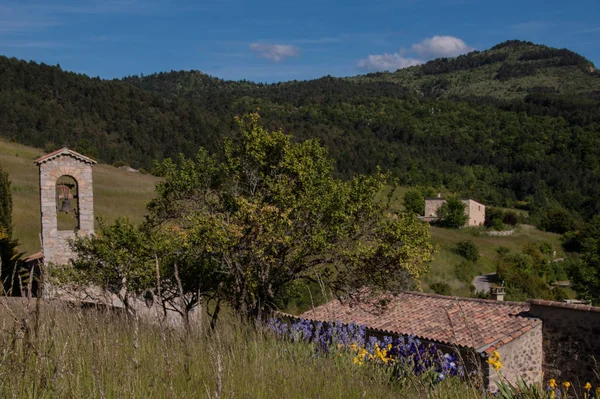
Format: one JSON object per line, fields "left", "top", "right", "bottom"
{"left": 0, "top": 39, "right": 599, "bottom": 221}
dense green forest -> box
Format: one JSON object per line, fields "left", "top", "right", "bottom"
{"left": 0, "top": 40, "right": 599, "bottom": 222}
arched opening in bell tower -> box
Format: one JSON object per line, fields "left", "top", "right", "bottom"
{"left": 56, "top": 175, "right": 80, "bottom": 231}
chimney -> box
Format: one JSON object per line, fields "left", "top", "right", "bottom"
{"left": 490, "top": 285, "right": 505, "bottom": 302}
{"left": 437, "top": 192, "right": 441, "bottom": 198}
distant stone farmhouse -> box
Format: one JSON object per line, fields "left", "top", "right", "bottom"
{"left": 293, "top": 291, "right": 600, "bottom": 392}
{"left": 424, "top": 196, "right": 485, "bottom": 227}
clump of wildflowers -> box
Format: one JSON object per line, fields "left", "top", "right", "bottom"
{"left": 487, "top": 350, "right": 502, "bottom": 371}
{"left": 266, "top": 317, "right": 463, "bottom": 385}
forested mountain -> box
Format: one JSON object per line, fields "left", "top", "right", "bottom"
{"left": 0, "top": 40, "right": 599, "bottom": 221}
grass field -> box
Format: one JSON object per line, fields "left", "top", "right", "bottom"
{"left": 0, "top": 299, "right": 488, "bottom": 398}
{"left": 0, "top": 140, "right": 159, "bottom": 255}
{"left": 423, "top": 225, "right": 563, "bottom": 296}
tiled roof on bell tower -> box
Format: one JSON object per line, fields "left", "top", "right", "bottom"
{"left": 34, "top": 147, "right": 97, "bottom": 165}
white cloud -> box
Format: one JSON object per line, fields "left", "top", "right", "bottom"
{"left": 357, "top": 53, "right": 422, "bottom": 71}
{"left": 357, "top": 35, "right": 473, "bottom": 72}
{"left": 411, "top": 35, "right": 474, "bottom": 58}
{"left": 249, "top": 43, "right": 300, "bottom": 62}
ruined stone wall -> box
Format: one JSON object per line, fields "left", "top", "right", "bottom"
{"left": 526, "top": 300, "right": 600, "bottom": 390}
{"left": 39, "top": 155, "right": 94, "bottom": 266}
{"left": 487, "top": 323, "right": 543, "bottom": 391}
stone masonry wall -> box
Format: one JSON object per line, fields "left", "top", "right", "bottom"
{"left": 39, "top": 155, "right": 94, "bottom": 266}
{"left": 487, "top": 323, "right": 543, "bottom": 391}
{"left": 527, "top": 300, "right": 600, "bottom": 390}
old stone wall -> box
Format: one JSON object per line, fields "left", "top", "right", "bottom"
{"left": 487, "top": 323, "right": 543, "bottom": 391}
{"left": 526, "top": 300, "right": 600, "bottom": 390}
{"left": 424, "top": 198, "right": 485, "bottom": 227}
{"left": 39, "top": 155, "right": 94, "bottom": 266}
{"left": 424, "top": 199, "right": 445, "bottom": 218}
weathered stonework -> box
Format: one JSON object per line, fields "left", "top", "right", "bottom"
{"left": 424, "top": 198, "right": 485, "bottom": 227}
{"left": 36, "top": 148, "right": 96, "bottom": 267}
{"left": 526, "top": 300, "right": 600, "bottom": 390}
{"left": 487, "top": 323, "right": 543, "bottom": 391}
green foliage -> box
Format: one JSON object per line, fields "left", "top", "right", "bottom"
{"left": 403, "top": 189, "right": 425, "bottom": 215}
{"left": 1, "top": 40, "right": 600, "bottom": 226}
{"left": 496, "top": 248, "right": 565, "bottom": 302}
{"left": 502, "top": 211, "right": 519, "bottom": 226}
{"left": 437, "top": 197, "right": 467, "bottom": 228}
{"left": 146, "top": 114, "right": 436, "bottom": 319}
{"left": 0, "top": 303, "right": 487, "bottom": 398}
{"left": 429, "top": 282, "right": 452, "bottom": 296}
{"left": 538, "top": 207, "right": 576, "bottom": 234}
{"left": 565, "top": 215, "right": 600, "bottom": 304}
{"left": 0, "top": 163, "right": 12, "bottom": 237}
{"left": 63, "top": 217, "right": 154, "bottom": 313}
{"left": 453, "top": 240, "right": 480, "bottom": 262}
{"left": 0, "top": 231, "right": 24, "bottom": 296}
{"left": 454, "top": 260, "right": 477, "bottom": 285}
{"left": 537, "top": 242, "right": 553, "bottom": 256}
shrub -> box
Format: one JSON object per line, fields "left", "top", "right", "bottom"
{"left": 538, "top": 242, "right": 553, "bottom": 256}
{"left": 502, "top": 211, "right": 519, "bottom": 226}
{"left": 403, "top": 190, "right": 424, "bottom": 215}
{"left": 453, "top": 240, "right": 480, "bottom": 262}
{"left": 112, "top": 160, "right": 128, "bottom": 168}
{"left": 430, "top": 282, "right": 452, "bottom": 296}
{"left": 454, "top": 260, "right": 477, "bottom": 285}
{"left": 538, "top": 207, "right": 575, "bottom": 234}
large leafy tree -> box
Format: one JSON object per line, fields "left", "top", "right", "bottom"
{"left": 147, "top": 113, "right": 436, "bottom": 319}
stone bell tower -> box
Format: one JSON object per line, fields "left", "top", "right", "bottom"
{"left": 35, "top": 148, "right": 96, "bottom": 266}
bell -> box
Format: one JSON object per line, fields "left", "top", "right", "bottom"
{"left": 59, "top": 198, "right": 72, "bottom": 213}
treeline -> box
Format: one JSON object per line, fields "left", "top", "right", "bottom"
{"left": 420, "top": 52, "right": 508, "bottom": 75}
{"left": 519, "top": 47, "right": 592, "bottom": 68}
{"left": 0, "top": 57, "right": 228, "bottom": 167}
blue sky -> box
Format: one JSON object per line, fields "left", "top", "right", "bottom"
{"left": 1, "top": 0, "right": 599, "bottom": 83}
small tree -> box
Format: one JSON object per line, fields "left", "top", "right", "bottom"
{"left": 453, "top": 240, "right": 479, "bottom": 262}
{"left": 437, "top": 197, "right": 467, "bottom": 228}
{"left": 0, "top": 163, "right": 12, "bottom": 237}
{"left": 403, "top": 189, "right": 425, "bottom": 215}
{"left": 64, "top": 217, "right": 154, "bottom": 314}
{"left": 0, "top": 230, "right": 25, "bottom": 296}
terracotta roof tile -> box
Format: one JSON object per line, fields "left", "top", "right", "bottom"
{"left": 300, "top": 291, "right": 540, "bottom": 353}
{"left": 35, "top": 148, "right": 96, "bottom": 165}
{"left": 528, "top": 299, "right": 600, "bottom": 312}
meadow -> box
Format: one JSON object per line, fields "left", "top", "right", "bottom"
{"left": 0, "top": 298, "right": 485, "bottom": 399}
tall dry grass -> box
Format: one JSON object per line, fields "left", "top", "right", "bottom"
{"left": 0, "top": 298, "right": 488, "bottom": 399}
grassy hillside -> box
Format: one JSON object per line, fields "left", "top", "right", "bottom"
{"left": 380, "top": 185, "right": 564, "bottom": 296}
{"left": 424, "top": 225, "right": 563, "bottom": 296}
{"left": 0, "top": 140, "right": 159, "bottom": 255}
